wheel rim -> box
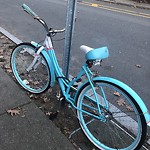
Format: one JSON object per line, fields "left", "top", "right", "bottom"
{"left": 11, "top": 44, "right": 50, "bottom": 93}
{"left": 77, "top": 82, "right": 143, "bottom": 150}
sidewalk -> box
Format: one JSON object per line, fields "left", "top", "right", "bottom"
{"left": 0, "top": 60, "right": 75, "bottom": 149}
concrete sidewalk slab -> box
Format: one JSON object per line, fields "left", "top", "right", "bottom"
{"left": 0, "top": 68, "right": 75, "bottom": 150}
{"left": 0, "top": 103, "right": 75, "bottom": 150}
{"left": 0, "top": 68, "right": 30, "bottom": 114}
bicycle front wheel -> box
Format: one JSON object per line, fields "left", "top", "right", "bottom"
{"left": 77, "top": 80, "right": 146, "bottom": 150}
{"left": 11, "top": 43, "right": 50, "bottom": 94}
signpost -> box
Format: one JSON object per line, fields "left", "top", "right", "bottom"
{"left": 63, "top": 0, "right": 77, "bottom": 78}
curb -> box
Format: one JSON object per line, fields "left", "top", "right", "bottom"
{"left": 78, "top": 0, "right": 150, "bottom": 18}
{"left": 0, "top": 27, "right": 22, "bottom": 44}
{"left": 81, "top": 0, "right": 150, "bottom": 10}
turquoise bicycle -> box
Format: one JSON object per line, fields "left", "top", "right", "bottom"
{"left": 10, "top": 4, "right": 150, "bottom": 150}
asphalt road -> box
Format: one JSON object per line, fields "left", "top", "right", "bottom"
{"left": 0, "top": 0, "right": 150, "bottom": 118}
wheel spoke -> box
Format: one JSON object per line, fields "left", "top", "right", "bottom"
{"left": 11, "top": 43, "right": 50, "bottom": 93}
{"left": 77, "top": 80, "right": 146, "bottom": 150}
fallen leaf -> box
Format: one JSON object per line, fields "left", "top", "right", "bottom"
{"left": 48, "top": 111, "right": 59, "bottom": 120}
{"left": 38, "top": 106, "right": 43, "bottom": 109}
{"left": 0, "top": 35, "right": 5, "bottom": 39}
{"left": 7, "top": 109, "right": 20, "bottom": 116}
{"left": 63, "top": 127, "right": 70, "bottom": 134}
{"left": 43, "top": 97, "right": 48, "bottom": 103}
{"left": 29, "top": 94, "right": 34, "bottom": 99}
{"left": 34, "top": 81, "right": 40, "bottom": 85}
{"left": 135, "top": 64, "right": 141, "bottom": 68}
{"left": 114, "top": 91, "right": 121, "bottom": 97}
{"left": 5, "top": 64, "right": 11, "bottom": 69}
{"left": 126, "top": 105, "right": 133, "bottom": 111}
{"left": 23, "top": 79, "right": 29, "bottom": 85}
{"left": 20, "top": 108, "right": 26, "bottom": 117}
{"left": 0, "top": 56, "right": 5, "bottom": 62}
{"left": 48, "top": 88, "right": 53, "bottom": 93}
{"left": 0, "top": 49, "right": 4, "bottom": 54}
{"left": 117, "top": 99, "right": 126, "bottom": 106}
{"left": 93, "top": 110, "right": 98, "bottom": 115}
{"left": 46, "top": 112, "right": 52, "bottom": 116}
{"left": 6, "top": 68, "right": 12, "bottom": 73}
{"left": 34, "top": 95, "right": 39, "bottom": 99}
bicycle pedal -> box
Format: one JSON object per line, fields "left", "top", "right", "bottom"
{"left": 73, "top": 84, "right": 78, "bottom": 88}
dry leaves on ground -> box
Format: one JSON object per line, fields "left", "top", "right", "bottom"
{"left": 7, "top": 108, "right": 26, "bottom": 117}
{"left": 135, "top": 64, "right": 142, "bottom": 68}
{"left": 126, "top": 105, "right": 133, "bottom": 111}
{"left": 63, "top": 126, "right": 70, "bottom": 135}
{"left": 114, "top": 91, "right": 121, "bottom": 97}
{"left": 46, "top": 111, "right": 59, "bottom": 120}
{"left": 7, "top": 109, "right": 20, "bottom": 116}
{"left": 117, "top": 98, "right": 126, "bottom": 106}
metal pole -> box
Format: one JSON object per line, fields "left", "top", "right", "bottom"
{"left": 63, "top": 0, "right": 77, "bottom": 78}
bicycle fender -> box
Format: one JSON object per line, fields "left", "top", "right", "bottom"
{"left": 76, "top": 77, "right": 150, "bottom": 126}
{"left": 31, "top": 41, "right": 55, "bottom": 87}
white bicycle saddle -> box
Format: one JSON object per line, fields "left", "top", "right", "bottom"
{"left": 80, "top": 45, "right": 109, "bottom": 60}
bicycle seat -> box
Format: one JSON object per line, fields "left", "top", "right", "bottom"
{"left": 80, "top": 45, "right": 109, "bottom": 60}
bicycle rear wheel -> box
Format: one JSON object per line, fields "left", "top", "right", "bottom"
{"left": 77, "top": 80, "right": 147, "bottom": 150}
{"left": 11, "top": 43, "right": 50, "bottom": 94}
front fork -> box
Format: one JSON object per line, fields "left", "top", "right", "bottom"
{"left": 24, "top": 44, "right": 45, "bottom": 72}
{"left": 26, "top": 55, "right": 41, "bottom": 72}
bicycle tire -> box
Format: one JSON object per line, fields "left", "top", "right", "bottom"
{"left": 11, "top": 43, "right": 50, "bottom": 94}
{"left": 76, "top": 80, "right": 147, "bottom": 150}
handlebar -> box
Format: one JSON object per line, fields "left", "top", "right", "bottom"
{"left": 22, "top": 4, "right": 38, "bottom": 18}
{"left": 22, "top": 4, "right": 65, "bottom": 34}
{"left": 50, "top": 28, "right": 66, "bottom": 33}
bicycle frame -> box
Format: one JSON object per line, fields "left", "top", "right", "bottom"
{"left": 30, "top": 35, "right": 107, "bottom": 121}
{"left": 22, "top": 4, "right": 150, "bottom": 126}
{"left": 21, "top": 2, "right": 150, "bottom": 126}
{"left": 30, "top": 35, "right": 150, "bottom": 125}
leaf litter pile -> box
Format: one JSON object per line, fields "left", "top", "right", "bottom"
{"left": 0, "top": 33, "right": 98, "bottom": 150}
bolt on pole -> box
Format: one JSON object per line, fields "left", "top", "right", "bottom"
{"left": 63, "top": 0, "right": 77, "bottom": 78}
